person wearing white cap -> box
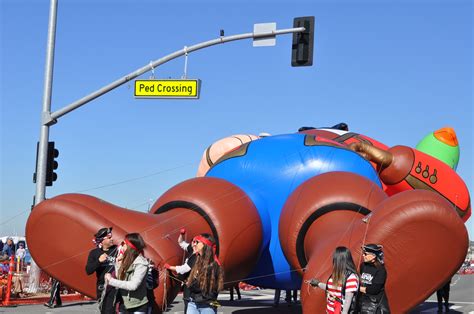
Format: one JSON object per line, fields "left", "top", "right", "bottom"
{"left": 15, "top": 242, "right": 26, "bottom": 260}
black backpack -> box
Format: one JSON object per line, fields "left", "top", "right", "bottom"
{"left": 146, "top": 265, "right": 159, "bottom": 290}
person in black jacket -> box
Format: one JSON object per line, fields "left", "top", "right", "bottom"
{"left": 359, "top": 244, "right": 390, "bottom": 313}
{"left": 85, "top": 227, "right": 118, "bottom": 314}
{"left": 185, "top": 233, "right": 224, "bottom": 314}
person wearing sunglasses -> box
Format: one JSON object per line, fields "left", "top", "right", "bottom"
{"left": 358, "top": 244, "right": 390, "bottom": 313}
{"left": 309, "top": 246, "right": 359, "bottom": 314}
{"left": 105, "top": 233, "right": 149, "bottom": 314}
{"left": 85, "top": 227, "right": 118, "bottom": 313}
{"left": 185, "top": 233, "right": 224, "bottom": 314}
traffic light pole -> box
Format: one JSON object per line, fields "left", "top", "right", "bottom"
{"left": 35, "top": 0, "right": 58, "bottom": 205}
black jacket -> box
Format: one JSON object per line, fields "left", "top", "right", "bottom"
{"left": 186, "top": 263, "right": 219, "bottom": 305}
{"left": 180, "top": 244, "right": 197, "bottom": 300}
{"left": 359, "top": 262, "right": 390, "bottom": 311}
{"left": 85, "top": 245, "right": 118, "bottom": 298}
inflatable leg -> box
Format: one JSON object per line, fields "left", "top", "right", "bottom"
{"left": 279, "top": 172, "right": 387, "bottom": 312}
{"left": 151, "top": 177, "right": 263, "bottom": 285}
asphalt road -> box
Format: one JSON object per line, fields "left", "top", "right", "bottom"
{"left": 1, "top": 275, "right": 472, "bottom": 313}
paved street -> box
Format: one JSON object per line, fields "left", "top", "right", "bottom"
{"left": 1, "top": 275, "right": 472, "bottom": 313}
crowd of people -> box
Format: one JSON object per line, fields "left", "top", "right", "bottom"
{"left": 0, "top": 230, "right": 462, "bottom": 313}
{"left": 7, "top": 228, "right": 448, "bottom": 314}
{"left": 0, "top": 231, "right": 460, "bottom": 313}
{"left": 0, "top": 237, "right": 28, "bottom": 275}
{"left": 0, "top": 237, "right": 27, "bottom": 262}
{"left": 80, "top": 226, "right": 396, "bottom": 314}
{"left": 81, "top": 227, "right": 225, "bottom": 314}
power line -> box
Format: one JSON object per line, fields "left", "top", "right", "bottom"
{"left": 0, "top": 163, "right": 193, "bottom": 227}
{"left": 76, "top": 163, "right": 193, "bottom": 192}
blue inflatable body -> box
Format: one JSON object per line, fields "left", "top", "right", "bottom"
{"left": 207, "top": 134, "right": 381, "bottom": 289}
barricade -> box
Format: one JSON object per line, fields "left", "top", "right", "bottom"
{"left": 0, "top": 258, "right": 89, "bottom": 307}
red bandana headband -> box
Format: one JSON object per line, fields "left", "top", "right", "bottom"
{"left": 124, "top": 238, "right": 142, "bottom": 253}
{"left": 193, "top": 235, "right": 221, "bottom": 266}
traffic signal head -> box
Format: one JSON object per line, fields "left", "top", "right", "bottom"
{"left": 46, "top": 141, "right": 59, "bottom": 186}
{"left": 291, "top": 16, "right": 315, "bottom": 67}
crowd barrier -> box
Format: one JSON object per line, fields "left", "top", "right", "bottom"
{"left": 0, "top": 257, "right": 88, "bottom": 306}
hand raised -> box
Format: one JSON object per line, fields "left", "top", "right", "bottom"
{"left": 99, "top": 253, "right": 108, "bottom": 263}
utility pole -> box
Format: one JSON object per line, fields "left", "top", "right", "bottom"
{"left": 29, "top": 0, "right": 58, "bottom": 294}
{"left": 35, "top": 0, "right": 58, "bottom": 205}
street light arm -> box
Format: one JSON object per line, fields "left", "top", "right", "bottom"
{"left": 48, "top": 27, "right": 305, "bottom": 123}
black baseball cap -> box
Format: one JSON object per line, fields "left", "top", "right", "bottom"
{"left": 362, "top": 244, "right": 383, "bottom": 255}
{"left": 95, "top": 227, "right": 113, "bottom": 238}
{"left": 363, "top": 244, "right": 384, "bottom": 264}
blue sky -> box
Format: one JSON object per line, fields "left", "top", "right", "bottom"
{"left": 1, "top": 0, "right": 472, "bottom": 239}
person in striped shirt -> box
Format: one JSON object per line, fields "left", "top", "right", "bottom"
{"left": 309, "top": 246, "right": 359, "bottom": 314}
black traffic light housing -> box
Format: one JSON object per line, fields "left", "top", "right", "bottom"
{"left": 46, "top": 141, "right": 59, "bottom": 186}
{"left": 291, "top": 16, "right": 315, "bottom": 67}
{"left": 34, "top": 141, "right": 59, "bottom": 186}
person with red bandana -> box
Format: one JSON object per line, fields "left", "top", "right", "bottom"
{"left": 105, "top": 233, "right": 149, "bottom": 313}
{"left": 185, "top": 233, "right": 224, "bottom": 314}
{"left": 164, "top": 228, "right": 197, "bottom": 313}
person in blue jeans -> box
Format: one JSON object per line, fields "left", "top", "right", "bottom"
{"left": 186, "top": 234, "right": 224, "bottom": 314}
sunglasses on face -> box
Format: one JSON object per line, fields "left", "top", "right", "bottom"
{"left": 192, "top": 240, "right": 201, "bottom": 246}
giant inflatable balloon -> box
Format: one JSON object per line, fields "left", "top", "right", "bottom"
{"left": 26, "top": 125, "right": 471, "bottom": 313}
{"left": 196, "top": 134, "right": 261, "bottom": 177}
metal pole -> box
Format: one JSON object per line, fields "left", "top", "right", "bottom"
{"left": 29, "top": 0, "right": 58, "bottom": 295}
{"left": 48, "top": 27, "right": 305, "bottom": 122}
{"left": 35, "top": 0, "right": 58, "bottom": 205}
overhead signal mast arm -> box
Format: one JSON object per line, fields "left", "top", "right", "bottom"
{"left": 46, "top": 25, "right": 306, "bottom": 124}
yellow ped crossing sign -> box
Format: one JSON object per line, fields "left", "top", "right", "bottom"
{"left": 134, "top": 79, "right": 201, "bottom": 99}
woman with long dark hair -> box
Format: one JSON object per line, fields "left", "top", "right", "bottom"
{"left": 186, "top": 233, "right": 224, "bottom": 314}
{"left": 105, "top": 233, "right": 149, "bottom": 314}
{"left": 358, "top": 244, "right": 390, "bottom": 313}
{"left": 309, "top": 246, "right": 359, "bottom": 314}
